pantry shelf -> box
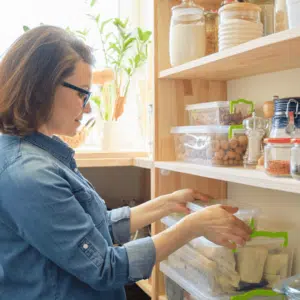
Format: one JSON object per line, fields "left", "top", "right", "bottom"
{"left": 136, "top": 279, "right": 152, "bottom": 297}
{"left": 155, "top": 161, "right": 300, "bottom": 194}
{"left": 159, "top": 27, "right": 300, "bottom": 81}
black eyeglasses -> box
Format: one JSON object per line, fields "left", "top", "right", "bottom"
{"left": 62, "top": 82, "right": 92, "bottom": 108}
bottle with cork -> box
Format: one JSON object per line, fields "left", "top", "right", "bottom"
{"left": 257, "top": 95, "right": 277, "bottom": 168}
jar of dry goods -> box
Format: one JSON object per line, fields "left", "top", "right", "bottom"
{"left": 169, "top": 0, "right": 206, "bottom": 66}
{"left": 205, "top": 10, "right": 219, "bottom": 55}
{"left": 264, "top": 138, "right": 291, "bottom": 177}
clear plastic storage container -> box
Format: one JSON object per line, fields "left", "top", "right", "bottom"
{"left": 186, "top": 99, "right": 254, "bottom": 126}
{"left": 186, "top": 199, "right": 261, "bottom": 228}
{"left": 264, "top": 138, "right": 292, "bottom": 177}
{"left": 171, "top": 125, "right": 248, "bottom": 166}
{"left": 274, "top": 274, "right": 300, "bottom": 299}
{"left": 161, "top": 214, "right": 290, "bottom": 299}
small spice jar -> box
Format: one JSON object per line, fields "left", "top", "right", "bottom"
{"left": 264, "top": 138, "right": 292, "bottom": 177}
{"left": 291, "top": 139, "right": 300, "bottom": 180}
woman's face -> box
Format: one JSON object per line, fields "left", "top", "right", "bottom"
{"left": 40, "top": 60, "right": 92, "bottom": 137}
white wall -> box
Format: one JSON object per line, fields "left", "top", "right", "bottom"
{"left": 227, "top": 68, "right": 300, "bottom": 273}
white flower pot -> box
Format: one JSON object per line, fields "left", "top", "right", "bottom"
{"left": 101, "top": 121, "right": 122, "bottom": 151}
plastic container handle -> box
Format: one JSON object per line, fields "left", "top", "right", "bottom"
{"left": 250, "top": 230, "right": 289, "bottom": 247}
{"left": 228, "top": 124, "right": 244, "bottom": 139}
{"left": 232, "top": 230, "right": 288, "bottom": 253}
{"left": 230, "top": 98, "right": 254, "bottom": 114}
{"left": 230, "top": 289, "right": 284, "bottom": 300}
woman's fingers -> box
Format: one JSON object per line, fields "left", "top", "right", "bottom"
{"left": 192, "top": 189, "right": 211, "bottom": 202}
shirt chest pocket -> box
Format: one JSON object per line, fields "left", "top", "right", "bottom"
{"left": 73, "top": 189, "right": 107, "bottom": 228}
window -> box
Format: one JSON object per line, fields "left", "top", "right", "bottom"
{"left": 0, "top": 0, "right": 153, "bottom": 151}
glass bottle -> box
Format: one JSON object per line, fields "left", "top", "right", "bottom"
{"left": 243, "top": 111, "right": 267, "bottom": 168}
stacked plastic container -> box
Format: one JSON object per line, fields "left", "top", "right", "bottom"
{"left": 172, "top": 99, "right": 254, "bottom": 167}
{"left": 160, "top": 200, "right": 292, "bottom": 300}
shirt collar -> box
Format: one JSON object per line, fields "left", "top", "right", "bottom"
{"left": 23, "top": 132, "right": 75, "bottom": 166}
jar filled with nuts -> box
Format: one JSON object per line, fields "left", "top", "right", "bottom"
{"left": 205, "top": 10, "right": 219, "bottom": 55}
{"left": 264, "top": 138, "right": 292, "bottom": 177}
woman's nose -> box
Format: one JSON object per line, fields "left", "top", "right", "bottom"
{"left": 83, "top": 102, "right": 92, "bottom": 114}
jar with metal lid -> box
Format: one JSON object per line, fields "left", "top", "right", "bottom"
{"left": 205, "top": 10, "right": 219, "bottom": 55}
{"left": 270, "top": 97, "right": 300, "bottom": 138}
{"left": 264, "top": 138, "right": 292, "bottom": 177}
{"left": 169, "top": 0, "right": 206, "bottom": 67}
{"left": 290, "top": 138, "right": 300, "bottom": 180}
{"left": 218, "top": 3, "right": 263, "bottom": 51}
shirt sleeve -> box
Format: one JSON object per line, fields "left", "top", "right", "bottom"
{"left": 1, "top": 155, "right": 155, "bottom": 290}
{"left": 106, "top": 207, "right": 131, "bottom": 244}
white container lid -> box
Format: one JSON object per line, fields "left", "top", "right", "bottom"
{"left": 185, "top": 101, "right": 230, "bottom": 111}
{"left": 171, "top": 125, "right": 230, "bottom": 134}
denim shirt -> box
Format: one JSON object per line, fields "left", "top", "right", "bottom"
{"left": 0, "top": 133, "right": 156, "bottom": 300}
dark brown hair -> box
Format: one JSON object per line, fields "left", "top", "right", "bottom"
{"left": 0, "top": 25, "right": 95, "bottom": 136}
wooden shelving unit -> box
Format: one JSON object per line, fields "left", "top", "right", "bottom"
{"left": 159, "top": 27, "right": 300, "bottom": 81}
{"left": 155, "top": 161, "right": 300, "bottom": 195}
{"left": 146, "top": 1, "right": 300, "bottom": 299}
{"left": 136, "top": 279, "right": 153, "bottom": 298}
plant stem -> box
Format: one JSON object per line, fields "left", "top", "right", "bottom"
{"left": 99, "top": 31, "right": 109, "bottom": 67}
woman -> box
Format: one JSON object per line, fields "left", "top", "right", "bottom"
{"left": 0, "top": 26, "right": 251, "bottom": 300}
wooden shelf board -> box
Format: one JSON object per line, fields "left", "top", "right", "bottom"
{"left": 76, "top": 158, "right": 133, "bottom": 168}
{"left": 133, "top": 157, "right": 154, "bottom": 169}
{"left": 159, "top": 295, "right": 168, "bottom": 300}
{"left": 136, "top": 279, "right": 152, "bottom": 297}
{"left": 74, "top": 150, "right": 147, "bottom": 160}
{"left": 155, "top": 161, "right": 300, "bottom": 194}
{"left": 159, "top": 28, "right": 300, "bottom": 81}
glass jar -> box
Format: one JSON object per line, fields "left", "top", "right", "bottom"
{"left": 169, "top": 0, "right": 206, "bottom": 67}
{"left": 270, "top": 97, "right": 300, "bottom": 138}
{"left": 275, "top": 0, "right": 288, "bottom": 32}
{"left": 290, "top": 139, "right": 300, "bottom": 180}
{"left": 205, "top": 10, "right": 219, "bottom": 55}
{"left": 264, "top": 138, "right": 292, "bottom": 177}
{"left": 249, "top": 0, "right": 275, "bottom": 35}
{"left": 218, "top": 3, "right": 263, "bottom": 51}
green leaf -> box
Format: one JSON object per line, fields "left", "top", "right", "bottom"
{"left": 125, "top": 68, "right": 132, "bottom": 76}
{"left": 23, "top": 25, "right": 30, "bottom": 32}
{"left": 90, "top": 0, "right": 97, "bottom": 7}
{"left": 91, "top": 95, "right": 101, "bottom": 108}
{"left": 142, "top": 30, "right": 152, "bottom": 42}
{"left": 134, "top": 54, "right": 141, "bottom": 68}
{"left": 123, "top": 37, "right": 135, "bottom": 51}
{"left": 105, "top": 32, "right": 112, "bottom": 40}
{"left": 109, "top": 43, "right": 121, "bottom": 54}
{"left": 100, "top": 18, "right": 112, "bottom": 33}
{"left": 95, "top": 14, "right": 100, "bottom": 23}
{"left": 137, "top": 27, "right": 143, "bottom": 41}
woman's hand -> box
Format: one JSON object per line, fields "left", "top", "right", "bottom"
{"left": 183, "top": 204, "right": 252, "bottom": 249}
{"left": 163, "top": 188, "right": 211, "bottom": 215}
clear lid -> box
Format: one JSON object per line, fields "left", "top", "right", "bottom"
{"left": 185, "top": 101, "right": 230, "bottom": 111}
{"left": 186, "top": 199, "right": 261, "bottom": 221}
{"left": 171, "top": 125, "right": 230, "bottom": 134}
{"left": 273, "top": 274, "right": 300, "bottom": 296}
{"left": 172, "top": 0, "right": 204, "bottom": 17}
